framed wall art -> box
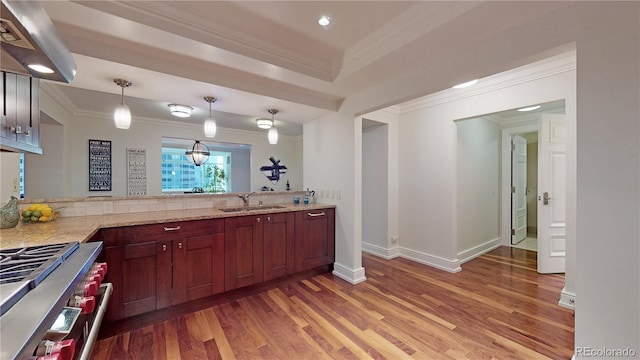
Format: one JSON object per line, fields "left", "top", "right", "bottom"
{"left": 126, "top": 148, "right": 147, "bottom": 196}
{"left": 88, "top": 139, "right": 112, "bottom": 191}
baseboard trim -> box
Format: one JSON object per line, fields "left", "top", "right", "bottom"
{"left": 362, "top": 242, "right": 400, "bottom": 259}
{"left": 558, "top": 287, "right": 575, "bottom": 310}
{"left": 332, "top": 262, "right": 367, "bottom": 284}
{"left": 399, "top": 248, "right": 461, "bottom": 273}
{"left": 457, "top": 237, "right": 502, "bottom": 265}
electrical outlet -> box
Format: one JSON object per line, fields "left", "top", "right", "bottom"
{"left": 12, "top": 178, "right": 19, "bottom": 192}
{"left": 391, "top": 236, "right": 398, "bottom": 244}
{"left": 336, "top": 190, "right": 341, "bottom": 199}
{"left": 569, "top": 298, "right": 575, "bottom": 304}
{"left": 329, "top": 190, "right": 335, "bottom": 199}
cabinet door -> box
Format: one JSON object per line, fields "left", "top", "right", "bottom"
{"left": 224, "top": 215, "right": 263, "bottom": 290}
{"left": 15, "top": 74, "right": 31, "bottom": 145}
{"left": 173, "top": 220, "right": 225, "bottom": 304}
{"left": 3, "top": 72, "right": 17, "bottom": 140}
{"left": 156, "top": 240, "right": 173, "bottom": 309}
{"left": 121, "top": 241, "right": 159, "bottom": 317}
{"left": 101, "top": 227, "right": 125, "bottom": 322}
{"left": 295, "top": 208, "right": 335, "bottom": 271}
{"left": 263, "top": 212, "right": 294, "bottom": 281}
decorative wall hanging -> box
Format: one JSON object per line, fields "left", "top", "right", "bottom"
{"left": 126, "top": 148, "right": 147, "bottom": 196}
{"left": 88, "top": 139, "right": 112, "bottom": 191}
{"left": 260, "top": 156, "right": 287, "bottom": 184}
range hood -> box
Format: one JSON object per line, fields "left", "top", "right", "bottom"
{"left": 1, "top": 0, "right": 76, "bottom": 83}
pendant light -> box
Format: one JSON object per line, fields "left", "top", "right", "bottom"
{"left": 185, "top": 140, "right": 210, "bottom": 166}
{"left": 267, "top": 108, "right": 278, "bottom": 144}
{"left": 203, "top": 96, "right": 217, "bottom": 138}
{"left": 113, "top": 79, "right": 132, "bottom": 129}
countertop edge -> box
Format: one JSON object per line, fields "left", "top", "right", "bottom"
{"left": 0, "top": 203, "right": 336, "bottom": 249}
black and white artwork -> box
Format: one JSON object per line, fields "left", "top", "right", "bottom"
{"left": 127, "top": 148, "right": 147, "bottom": 196}
{"left": 260, "top": 156, "right": 287, "bottom": 184}
{"left": 89, "top": 139, "right": 112, "bottom": 191}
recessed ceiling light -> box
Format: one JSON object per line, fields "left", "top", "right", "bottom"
{"left": 27, "top": 64, "right": 54, "bottom": 74}
{"left": 517, "top": 105, "right": 541, "bottom": 112}
{"left": 318, "top": 15, "right": 331, "bottom": 27}
{"left": 452, "top": 79, "right": 478, "bottom": 89}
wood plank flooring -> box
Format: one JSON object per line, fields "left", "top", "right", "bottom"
{"left": 91, "top": 247, "right": 574, "bottom": 359}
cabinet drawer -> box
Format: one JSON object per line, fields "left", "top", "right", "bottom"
{"left": 125, "top": 219, "right": 223, "bottom": 244}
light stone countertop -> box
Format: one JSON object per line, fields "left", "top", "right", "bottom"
{"left": 0, "top": 203, "right": 335, "bottom": 250}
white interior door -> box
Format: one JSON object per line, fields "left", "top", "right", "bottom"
{"left": 537, "top": 114, "right": 566, "bottom": 273}
{"left": 511, "top": 135, "right": 528, "bottom": 244}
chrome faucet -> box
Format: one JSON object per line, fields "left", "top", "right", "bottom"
{"left": 238, "top": 192, "right": 256, "bottom": 207}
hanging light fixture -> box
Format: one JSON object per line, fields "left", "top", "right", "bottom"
{"left": 168, "top": 104, "right": 193, "bottom": 117}
{"left": 203, "top": 96, "right": 217, "bottom": 138}
{"left": 267, "top": 108, "right": 278, "bottom": 145}
{"left": 113, "top": 79, "right": 132, "bottom": 129}
{"left": 185, "top": 140, "right": 210, "bottom": 166}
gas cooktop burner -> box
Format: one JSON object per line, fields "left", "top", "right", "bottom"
{"left": 0, "top": 242, "right": 80, "bottom": 316}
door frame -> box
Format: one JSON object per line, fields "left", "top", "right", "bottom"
{"left": 500, "top": 122, "right": 538, "bottom": 246}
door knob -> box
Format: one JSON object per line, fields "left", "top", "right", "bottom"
{"left": 542, "top": 192, "right": 552, "bottom": 205}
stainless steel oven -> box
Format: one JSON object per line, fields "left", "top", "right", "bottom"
{"left": 0, "top": 241, "right": 112, "bottom": 360}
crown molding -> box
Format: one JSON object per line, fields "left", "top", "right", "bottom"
{"left": 40, "top": 82, "right": 79, "bottom": 114}
{"left": 395, "top": 50, "right": 576, "bottom": 114}
{"left": 339, "top": 2, "right": 482, "bottom": 80}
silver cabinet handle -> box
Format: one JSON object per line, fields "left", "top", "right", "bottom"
{"left": 256, "top": 217, "right": 261, "bottom": 222}
{"left": 267, "top": 216, "right": 271, "bottom": 222}
{"left": 164, "top": 226, "right": 181, "bottom": 231}
{"left": 308, "top": 212, "right": 325, "bottom": 217}
{"left": 178, "top": 242, "right": 183, "bottom": 249}
{"left": 162, "top": 244, "right": 167, "bottom": 251}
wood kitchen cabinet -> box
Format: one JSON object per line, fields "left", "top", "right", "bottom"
{"left": 225, "top": 212, "right": 295, "bottom": 290}
{"left": 294, "top": 208, "right": 335, "bottom": 272}
{"left": 101, "top": 219, "right": 224, "bottom": 321}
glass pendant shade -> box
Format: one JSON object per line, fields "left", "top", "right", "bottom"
{"left": 268, "top": 126, "right": 278, "bottom": 144}
{"left": 113, "top": 79, "right": 132, "bottom": 129}
{"left": 185, "top": 140, "right": 210, "bottom": 166}
{"left": 204, "top": 118, "right": 217, "bottom": 138}
{"left": 114, "top": 103, "right": 131, "bottom": 129}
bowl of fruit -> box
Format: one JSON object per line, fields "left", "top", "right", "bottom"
{"left": 21, "top": 204, "right": 60, "bottom": 223}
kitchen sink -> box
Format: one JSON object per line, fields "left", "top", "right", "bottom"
{"left": 219, "top": 205, "right": 285, "bottom": 212}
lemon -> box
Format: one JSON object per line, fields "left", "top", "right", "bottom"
{"left": 39, "top": 216, "right": 50, "bottom": 222}
{"left": 41, "top": 208, "right": 52, "bottom": 217}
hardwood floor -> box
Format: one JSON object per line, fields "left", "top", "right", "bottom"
{"left": 91, "top": 247, "right": 574, "bottom": 359}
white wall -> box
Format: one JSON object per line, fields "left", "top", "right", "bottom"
{"left": 303, "top": 111, "right": 365, "bottom": 284}
{"left": 574, "top": 3, "right": 639, "bottom": 353}
{"left": 456, "top": 118, "right": 500, "bottom": 258}
{"left": 38, "top": 90, "right": 303, "bottom": 198}
{"left": 362, "top": 123, "right": 389, "bottom": 253}
{"left": 397, "top": 58, "right": 576, "bottom": 275}
{"left": 0, "top": 152, "right": 21, "bottom": 203}
{"left": 24, "top": 121, "right": 64, "bottom": 199}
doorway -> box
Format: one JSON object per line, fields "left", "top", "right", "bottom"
{"left": 511, "top": 132, "right": 538, "bottom": 252}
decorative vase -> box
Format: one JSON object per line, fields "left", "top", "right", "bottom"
{"left": 1, "top": 196, "right": 20, "bottom": 229}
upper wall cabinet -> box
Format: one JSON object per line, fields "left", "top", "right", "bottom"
{"left": 0, "top": 71, "right": 42, "bottom": 154}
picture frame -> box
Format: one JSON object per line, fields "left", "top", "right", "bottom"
{"left": 88, "top": 139, "right": 112, "bottom": 191}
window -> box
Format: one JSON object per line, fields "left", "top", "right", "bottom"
{"left": 161, "top": 147, "right": 231, "bottom": 193}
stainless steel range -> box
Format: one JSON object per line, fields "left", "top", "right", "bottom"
{"left": 0, "top": 241, "right": 110, "bottom": 360}
{"left": 0, "top": 242, "right": 80, "bottom": 316}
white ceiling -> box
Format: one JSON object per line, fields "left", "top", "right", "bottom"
{"left": 35, "top": 1, "right": 574, "bottom": 136}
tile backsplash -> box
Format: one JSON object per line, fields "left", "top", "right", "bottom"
{"left": 19, "top": 192, "right": 306, "bottom": 218}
